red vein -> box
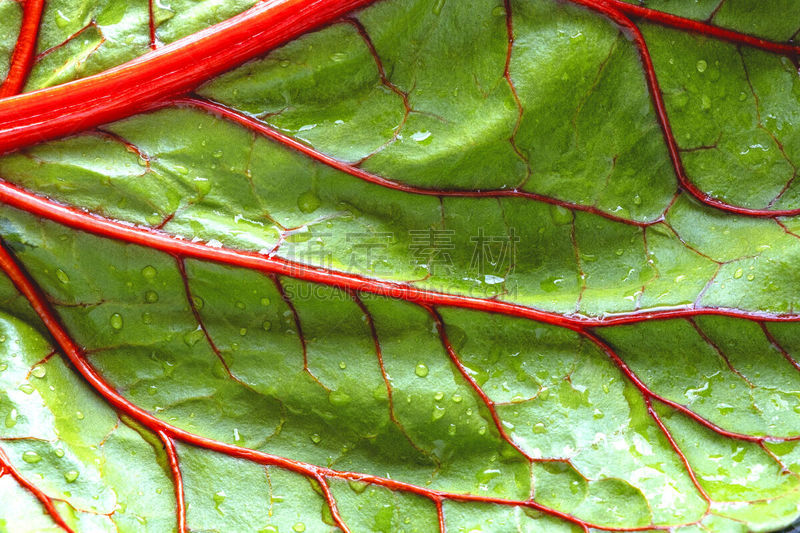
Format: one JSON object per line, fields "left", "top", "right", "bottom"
{"left": 435, "top": 498, "right": 445, "bottom": 533}
{"left": 177, "top": 97, "right": 658, "bottom": 227}
{"left": 0, "top": 239, "right": 669, "bottom": 532}
{"left": 148, "top": 0, "right": 158, "bottom": 50}
{"left": 0, "top": 0, "right": 380, "bottom": 155}
{"left": 583, "top": 330, "right": 800, "bottom": 442}
{"left": 0, "top": 446, "right": 75, "bottom": 532}
{"left": 176, "top": 258, "right": 240, "bottom": 382}
{"left": 158, "top": 430, "right": 187, "bottom": 533}
{"left": 0, "top": 0, "right": 45, "bottom": 97}
{"left": 643, "top": 396, "right": 712, "bottom": 508}
{"left": 315, "top": 474, "right": 350, "bottom": 532}
{"left": 760, "top": 322, "right": 800, "bottom": 373}
{"left": 568, "top": 0, "right": 800, "bottom": 218}
{"left": 502, "top": 0, "right": 531, "bottom": 188}
{"left": 2, "top": 178, "right": 800, "bottom": 330}
{"left": 429, "top": 306, "right": 536, "bottom": 466}
{"left": 594, "top": 0, "right": 800, "bottom": 56}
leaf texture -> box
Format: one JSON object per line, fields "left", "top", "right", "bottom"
{"left": 0, "top": 0, "right": 799, "bottom": 531}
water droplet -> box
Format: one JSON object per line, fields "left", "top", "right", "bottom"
{"left": 22, "top": 451, "right": 41, "bottom": 464}
{"left": 19, "top": 384, "right": 34, "bottom": 394}
{"left": 293, "top": 523, "right": 306, "bottom": 533}
{"left": 142, "top": 312, "right": 153, "bottom": 325}
{"left": 279, "top": 59, "right": 291, "bottom": 68}
{"left": 262, "top": 320, "right": 272, "bottom": 331}
{"left": 192, "top": 296, "right": 204, "bottom": 309}
{"left": 235, "top": 301, "right": 246, "bottom": 310}
{"left": 239, "top": 328, "right": 247, "bottom": 336}
{"left": 478, "top": 426, "right": 487, "bottom": 435}
{"left": 110, "top": 313, "right": 123, "bottom": 330}
{"left": 0, "top": 362, "right": 6, "bottom": 372}
{"left": 76, "top": 411, "right": 85, "bottom": 420}
{"left": 434, "top": 391, "right": 444, "bottom": 401}
{"left": 297, "top": 191, "right": 321, "bottom": 214}
{"left": 141, "top": 265, "right": 157, "bottom": 279}
{"left": 632, "top": 194, "right": 642, "bottom": 205}
{"left": 415, "top": 363, "right": 429, "bottom": 377}
{"left": 260, "top": 297, "right": 271, "bottom": 306}
{"left": 733, "top": 268, "right": 743, "bottom": 279}
{"left": 492, "top": 5, "right": 505, "bottom": 16}
{"left": 549, "top": 205, "right": 572, "bottom": 225}
{"left": 330, "top": 52, "right": 347, "bottom": 62}
{"left": 56, "top": 269, "right": 70, "bottom": 284}
{"left": 338, "top": 361, "right": 347, "bottom": 370}
{"left": 747, "top": 273, "right": 755, "bottom": 281}
{"left": 447, "top": 424, "right": 457, "bottom": 436}
{"left": 696, "top": 59, "right": 707, "bottom": 73}
{"left": 533, "top": 422, "right": 547, "bottom": 434}
{"left": 145, "top": 291, "right": 159, "bottom": 303}
{"left": 329, "top": 390, "right": 351, "bottom": 406}
{"left": 213, "top": 490, "right": 226, "bottom": 511}
{"left": 64, "top": 470, "right": 79, "bottom": 483}
{"left": 54, "top": 448, "right": 64, "bottom": 458}
{"left": 593, "top": 409, "right": 604, "bottom": 419}
{"left": 259, "top": 527, "right": 279, "bottom": 533}
{"left": 411, "top": 130, "right": 432, "bottom": 143}
{"left": 184, "top": 327, "right": 204, "bottom": 347}
{"left": 54, "top": 10, "right": 70, "bottom": 28}
{"left": 348, "top": 480, "right": 368, "bottom": 494}
{"left": 701, "top": 94, "right": 712, "bottom": 110}
{"left": 432, "top": 405, "right": 446, "bottom": 421}
{"left": 310, "top": 434, "right": 321, "bottom": 444}
{"left": 451, "top": 394, "right": 462, "bottom": 403}
{"left": 31, "top": 366, "right": 46, "bottom": 379}
{"left": 5, "top": 408, "right": 18, "bottom": 428}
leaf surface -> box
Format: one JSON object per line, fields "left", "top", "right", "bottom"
{"left": 0, "top": 0, "right": 799, "bottom": 531}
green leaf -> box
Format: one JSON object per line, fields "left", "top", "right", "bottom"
{"left": 0, "top": 0, "right": 799, "bottom": 531}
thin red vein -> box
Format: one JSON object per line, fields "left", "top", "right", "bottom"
{"left": 429, "top": 306, "right": 536, "bottom": 464}
{"left": 0, "top": 239, "right": 668, "bottom": 532}
{"left": 3, "top": 178, "right": 800, "bottom": 330}
{"left": 148, "top": 0, "right": 158, "bottom": 50}
{"left": 594, "top": 0, "right": 800, "bottom": 56}
{"left": 760, "top": 322, "right": 800, "bottom": 373}
{"left": 176, "top": 97, "right": 655, "bottom": 228}
{"left": 158, "top": 431, "right": 187, "bottom": 533}
{"left": 176, "top": 258, "right": 240, "bottom": 382}
{"left": 502, "top": 0, "right": 531, "bottom": 188}
{"left": 315, "top": 474, "right": 351, "bottom": 533}
{"left": 0, "top": 446, "right": 74, "bottom": 532}
{"left": 583, "top": 330, "right": 799, "bottom": 443}
{"left": 0, "top": 0, "right": 380, "bottom": 155}
{"left": 435, "top": 498, "right": 445, "bottom": 533}
{"left": 643, "top": 396, "right": 712, "bottom": 508}
{"left": 568, "top": 0, "right": 800, "bottom": 218}
{"left": 0, "top": 0, "right": 45, "bottom": 97}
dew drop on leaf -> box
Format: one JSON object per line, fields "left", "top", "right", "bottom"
{"left": 348, "top": 480, "right": 368, "bottom": 494}
{"left": 5, "top": 408, "right": 18, "bottom": 428}
{"left": 696, "top": 59, "right": 707, "bottom": 72}
{"left": 22, "top": 451, "right": 41, "bottom": 464}
{"left": 31, "top": 366, "right": 46, "bottom": 378}
{"left": 432, "top": 405, "right": 445, "bottom": 421}
{"left": 192, "top": 296, "right": 204, "bottom": 309}
{"left": 434, "top": 391, "right": 444, "bottom": 401}
{"left": 452, "top": 394, "right": 462, "bottom": 403}
{"left": 56, "top": 269, "right": 70, "bottom": 284}
{"left": 184, "top": 327, "right": 204, "bottom": 347}
{"left": 310, "top": 434, "right": 321, "bottom": 444}
{"left": 64, "top": 470, "right": 79, "bottom": 483}
{"left": 338, "top": 361, "right": 346, "bottom": 369}
{"left": 415, "top": 362, "right": 429, "bottom": 377}
{"left": 533, "top": 422, "right": 547, "bottom": 434}
{"left": 297, "top": 191, "right": 321, "bottom": 214}
{"left": 141, "top": 265, "right": 157, "bottom": 279}
{"left": 19, "top": 383, "right": 34, "bottom": 394}
{"left": 262, "top": 320, "right": 272, "bottom": 331}
{"left": 110, "top": 313, "right": 124, "bottom": 330}
{"left": 145, "top": 290, "right": 159, "bottom": 303}
{"left": 734, "top": 268, "right": 744, "bottom": 279}
{"left": 329, "top": 390, "right": 351, "bottom": 406}
{"left": 260, "top": 297, "right": 270, "bottom": 306}
{"left": 292, "top": 523, "right": 306, "bottom": 533}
